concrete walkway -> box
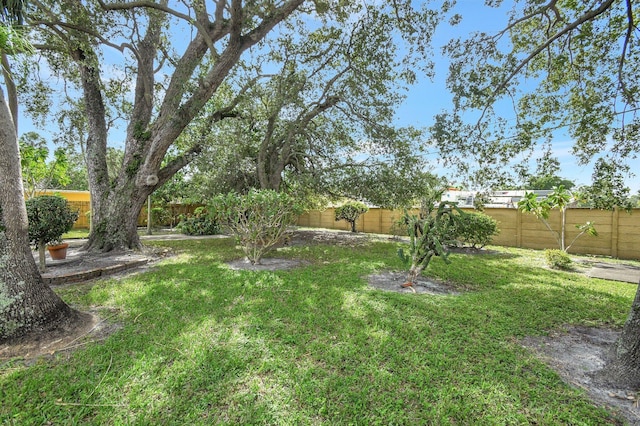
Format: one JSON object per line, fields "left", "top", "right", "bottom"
{"left": 40, "top": 234, "right": 229, "bottom": 285}
{"left": 65, "top": 232, "right": 228, "bottom": 248}
{"left": 587, "top": 263, "right": 640, "bottom": 284}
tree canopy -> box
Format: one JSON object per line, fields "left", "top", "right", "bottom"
{"left": 431, "top": 0, "right": 638, "bottom": 198}
{"left": 17, "top": 0, "right": 453, "bottom": 250}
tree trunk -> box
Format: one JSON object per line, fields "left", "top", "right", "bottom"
{"left": 560, "top": 207, "right": 566, "bottom": 251}
{"left": 0, "top": 89, "right": 77, "bottom": 342}
{"left": 38, "top": 242, "right": 46, "bottom": 273}
{"left": 406, "top": 263, "right": 424, "bottom": 285}
{"left": 1, "top": 52, "right": 17, "bottom": 131}
{"left": 84, "top": 182, "right": 149, "bottom": 252}
{"left": 595, "top": 283, "right": 640, "bottom": 389}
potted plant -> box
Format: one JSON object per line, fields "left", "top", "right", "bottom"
{"left": 26, "top": 195, "right": 79, "bottom": 272}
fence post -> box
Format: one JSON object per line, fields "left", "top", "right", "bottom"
{"left": 611, "top": 206, "right": 619, "bottom": 258}
{"left": 516, "top": 208, "right": 522, "bottom": 248}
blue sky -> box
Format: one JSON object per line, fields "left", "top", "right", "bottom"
{"left": 17, "top": 0, "right": 639, "bottom": 193}
{"left": 392, "top": 1, "right": 639, "bottom": 193}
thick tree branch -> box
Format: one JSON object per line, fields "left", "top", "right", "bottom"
{"left": 1, "top": 52, "right": 17, "bottom": 131}
{"left": 96, "top": 0, "right": 219, "bottom": 56}
{"left": 30, "top": 18, "right": 135, "bottom": 55}
{"left": 476, "top": 0, "right": 616, "bottom": 132}
{"left": 155, "top": 144, "right": 203, "bottom": 188}
{"left": 617, "top": 0, "right": 635, "bottom": 99}
{"left": 153, "top": 0, "right": 305, "bottom": 164}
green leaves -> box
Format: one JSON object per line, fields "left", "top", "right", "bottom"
{"left": 437, "top": 0, "right": 639, "bottom": 189}
{"left": 25, "top": 195, "right": 78, "bottom": 247}
{"left": 517, "top": 186, "right": 598, "bottom": 251}
{"left": 576, "top": 221, "right": 598, "bottom": 237}
{"left": 399, "top": 188, "right": 460, "bottom": 283}
{"left": 209, "top": 189, "right": 304, "bottom": 264}
{"left": 335, "top": 202, "right": 368, "bottom": 232}
{"left": 451, "top": 212, "right": 499, "bottom": 249}
{"left": 517, "top": 191, "right": 549, "bottom": 220}
{"left": 19, "top": 132, "right": 71, "bottom": 198}
{"left": 0, "top": 0, "right": 26, "bottom": 24}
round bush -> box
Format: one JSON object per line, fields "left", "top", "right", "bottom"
{"left": 544, "top": 249, "right": 573, "bottom": 270}
{"left": 335, "top": 201, "right": 369, "bottom": 232}
{"left": 25, "top": 195, "right": 79, "bottom": 247}
{"left": 451, "top": 212, "right": 499, "bottom": 248}
{"left": 210, "top": 189, "right": 303, "bottom": 264}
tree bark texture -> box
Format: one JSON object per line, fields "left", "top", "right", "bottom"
{"left": 596, "top": 283, "right": 640, "bottom": 389}
{"left": 0, "top": 90, "right": 75, "bottom": 342}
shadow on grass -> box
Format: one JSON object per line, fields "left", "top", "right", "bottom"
{"left": 0, "top": 239, "right": 629, "bottom": 424}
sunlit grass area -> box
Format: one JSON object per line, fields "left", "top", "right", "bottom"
{"left": 1, "top": 237, "right": 635, "bottom": 424}
{"left": 62, "top": 228, "right": 183, "bottom": 240}
{"left": 61, "top": 228, "right": 91, "bottom": 239}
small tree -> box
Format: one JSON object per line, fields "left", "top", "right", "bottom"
{"left": 335, "top": 202, "right": 369, "bottom": 233}
{"left": 19, "top": 133, "right": 70, "bottom": 199}
{"left": 452, "top": 212, "right": 499, "bottom": 249}
{"left": 397, "top": 189, "right": 462, "bottom": 286}
{"left": 517, "top": 185, "right": 597, "bottom": 252}
{"left": 211, "top": 189, "right": 303, "bottom": 264}
{"left": 25, "top": 195, "right": 79, "bottom": 272}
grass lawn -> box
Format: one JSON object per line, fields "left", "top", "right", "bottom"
{"left": 62, "top": 228, "right": 181, "bottom": 240}
{"left": 1, "top": 237, "right": 636, "bottom": 424}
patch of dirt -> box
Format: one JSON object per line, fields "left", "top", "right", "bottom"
{"left": 0, "top": 309, "right": 122, "bottom": 364}
{"left": 367, "top": 271, "right": 460, "bottom": 295}
{"left": 447, "top": 246, "right": 499, "bottom": 255}
{"left": 1, "top": 246, "right": 169, "bottom": 362}
{"left": 289, "top": 228, "right": 397, "bottom": 247}
{"left": 521, "top": 326, "right": 640, "bottom": 425}
{"left": 226, "top": 257, "right": 309, "bottom": 271}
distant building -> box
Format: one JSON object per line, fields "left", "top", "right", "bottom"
{"left": 442, "top": 189, "right": 553, "bottom": 208}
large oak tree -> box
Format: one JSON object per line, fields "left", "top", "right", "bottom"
{"left": 29, "top": 0, "right": 308, "bottom": 251}
{"left": 22, "top": 0, "right": 450, "bottom": 251}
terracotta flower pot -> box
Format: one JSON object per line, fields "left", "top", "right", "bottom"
{"left": 47, "top": 242, "right": 69, "bottom": 260}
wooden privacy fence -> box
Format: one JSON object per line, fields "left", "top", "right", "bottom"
{"left": 297, "top": 207, "right": 640, "bottom": 260}
{"left": 65, "top": 201, "right": 205, "bottom": 229}
{"left": 57, "top": 188, "right": 639, "bottom": 260}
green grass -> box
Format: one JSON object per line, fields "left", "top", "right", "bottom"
{"left": 1, "top": 238, "right": 635, "bottom": 424}
{"left": 62, "top": 228, "right": 183, "bottom": 240}
{"left": 62, "top": 228, "right": 91, "bottom": 239}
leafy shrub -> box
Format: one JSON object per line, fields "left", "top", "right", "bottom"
{"left": 335, "top": 201, "right": 369, "bottom": 232}
{"left": 545, "top": 249, "right": 573, "bottom": 270}
{"left": 176, "top": 207, "right": 219, "bottom": 236}
{"left": 26, "top": 195, "right": 79, "bottom": 271}
{"left": 210, "top": 189, "right": 303, "bottom": 264}
{"left": 451, "top": 212, "right": 499, "bottom": 248}
{"left": 26, "top": 195, "right": 79, "bottom": 247}
{"left": 151, "top": 206, "right": 171, "bottom": 227}
{"left": 518, "top": 186, "right": 598, "bottom": 252}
